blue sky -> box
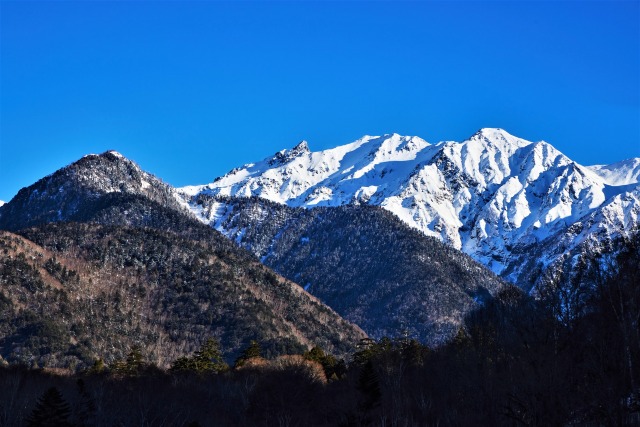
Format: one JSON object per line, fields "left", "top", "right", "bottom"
{"left": 1, "top": 0, "right": 639, "bottom": 202}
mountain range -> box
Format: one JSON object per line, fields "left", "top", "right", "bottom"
{"left": 0, "top": 128, "right": 637, "bottom": 369}
{"left": 0, "top": 152, "right": 365, "bottom": 368}
{"left": 178, "top": 128, "right": 639, "bottom": 292}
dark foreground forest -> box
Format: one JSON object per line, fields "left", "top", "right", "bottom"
{"left": 1, "top": 238, "right": 638, "bottom": 427}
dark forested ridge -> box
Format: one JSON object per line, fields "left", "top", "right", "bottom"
{"left": 0, "top": 151, "right": 507, "bottom": 349}
{"left": 190, "top": 195, "right": 507, "bottom": 345}
{"left": 0, "top": 235, "right": 637, "bottom": 426}
{"left": 0, "top": 223, "right": 365, "bottom": 370}
{"left": 0, "top": 151, "right": 365, "bottom": 368}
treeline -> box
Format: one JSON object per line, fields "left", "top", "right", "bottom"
{"left": 2, "top": 236, "right": 639, "bottom": 426}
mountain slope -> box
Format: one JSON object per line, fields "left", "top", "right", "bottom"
{"left": 191, "top": 195, "right": 506, "bottom": 345}
{"left": 0, "top": 151, "right": 190, "bottom": 231}
{"left": 587, "top": 158, "right": 640, "bottom": 186}
{"left": 0, "top": 223, "right": 365, "bottom": 369}
{"left": 0, "top": 149, "right": 508, "bottom": 348}
{"left": 0, "top": 153, "right": 366, "bottom": 368}
{"left": 180, "top": 129, "right": 639, "bottom": 290}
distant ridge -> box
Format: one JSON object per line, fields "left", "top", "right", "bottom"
{"left": 178, "top": 129, "right": 639, "bottom": 291}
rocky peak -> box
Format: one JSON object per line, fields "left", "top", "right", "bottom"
{"left": 269, "top": 140, "right": 311, "bottom": 166}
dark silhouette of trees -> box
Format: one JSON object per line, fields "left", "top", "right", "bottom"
{"left": 25, "top": 387, "right": 72, "bottom": 427}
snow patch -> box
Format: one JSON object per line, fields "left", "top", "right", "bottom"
{"left": 106, "top": 150, "right": 125, "bottom": 158}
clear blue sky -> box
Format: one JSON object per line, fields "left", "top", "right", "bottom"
{"left": 1, "top": 0, "right": 639, "bottom": 202}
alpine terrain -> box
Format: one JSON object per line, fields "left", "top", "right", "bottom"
{"left": 178, "top": 128, "right": 640, "bottom": 293}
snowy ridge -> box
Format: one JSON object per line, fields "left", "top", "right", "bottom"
{"left": 177, "top": 128, "right": 640, "bottom": 289}
{"left": 587, "top": 158, "right": 640, "bottom": 186}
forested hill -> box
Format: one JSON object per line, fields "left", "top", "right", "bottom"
{"left": 0, "top": 151, "right": 188, "bottom": 232}
{"left": 0, "top": 223, "right": 365, "bottom": 369}
{"left": 0, "top": 151, "right": 366, "bottom": 369}
{"left": 192, "top": 195, "right": 507, "bottom": 345}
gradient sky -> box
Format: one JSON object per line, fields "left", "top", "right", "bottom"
{"left": 1, "top": 0, "right": 639, "bottom": 202}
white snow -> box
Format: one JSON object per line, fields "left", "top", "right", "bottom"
{"left": 106, "top": 150, "right": 124, "bottom": 158}
{"left": 178, "top": 128, "right": 640, "bottom": 280}
{"left": 587, "top": 158, "right": 640, "bottom": 186}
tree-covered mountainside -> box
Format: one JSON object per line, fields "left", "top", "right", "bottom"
{"left": 0, "top": 234, "right": 636, "bottom": 427}
{"left": 0, "top": 223, "right": 365, "bottom": 370}
{"left": 0, "top": 151, "right": 366, "bottom": 369}
{"left": 0, "top": 151, "right": 189, "bottom": 232}
{"left": 194, "top": 195, "right": 506, "bottom": 345}
{"left": 0, "top": 147, "right": 637, "bottom": 424}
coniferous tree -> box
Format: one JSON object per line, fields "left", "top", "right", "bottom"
{"left": 112, "top": 345, "right": 146, "bottom": 376}
{"left": 74, "top": 378, "right": 96, "bottom": 427}
{"left": 358, "top": 360, "right": 381, "bottom": 412}
{"left": 303, "top": 346, "right": 339, "bottom": 378}
{"left": 234, "top": 340, "right": 262, "bottom": 368}
{"left": 171, "top": 338, "right": 229, "bottom": 373}
{"left": 25, "top": 387, "right": 72, "bottom": 427}
{"left": 193, "top": 338, "right": 228, "bottom": 373}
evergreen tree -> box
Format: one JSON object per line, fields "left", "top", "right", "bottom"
{"left": 357, "top": 359, "right": 382, "bottom": 423}
{"left": 74, "top": 379, "right": 96, "bottom": 427}
{"left": 126, "top": 345, "right": 143, "bottom": 369}
{"left": 303, "top": 346, "right": 339, "bottom": 378}
{"left": 25, "top": 387, "right": 72, "bottom": 427}
{"left": 112, "top": 345, "right": 146, "bottom": 376}
{"left": 234, "top": 340, "right": 262, "bottom": 368}
{"left": 193, "top": 338, "right": 228, "bottom": 373}
{"left": 352, "top": 338, "right": 378, "bottom": 367}
{"left": 171, "top": 338, "right": 228, "bottom": 373}
{"left": 86, "top": 358, "right": 105, "bottom": 375}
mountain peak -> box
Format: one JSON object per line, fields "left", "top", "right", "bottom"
{"left": 179, "top": 129, "right": 639, "bottom": 289}
{"left": 473, "top": 127, "right": 513, "bottom": 139}
{"left": 293, "top": 140, "right": 310, "bottom": 153}
{"left": 468, "top": 128, "right": 532, "bottom": 151}
{"left": 83, "top": 150, "right": 127, "bottom": 160}
{"left": 269, "top": 140, "right": 311, "bottom": 166}
{"left": 104, "top": 150, "right": 125, "bottom": 158}
{"left": 0, "top": 150, "right": 188, "bottom": 231}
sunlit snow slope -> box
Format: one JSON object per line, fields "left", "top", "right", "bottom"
{"left": 178, "top": 129, "right": 639, "bottom": 290}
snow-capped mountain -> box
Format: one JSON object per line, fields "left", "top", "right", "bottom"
{"left": 178, "top": 128, "right": 640, "bottom": 290}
